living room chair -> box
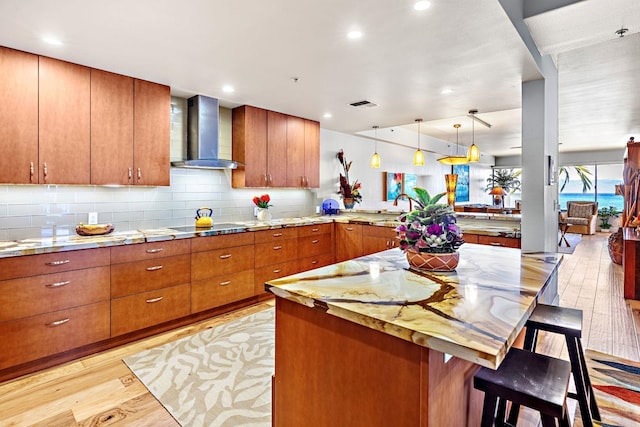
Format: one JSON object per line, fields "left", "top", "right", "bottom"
{"left": 560, "top": 201, "right": 598, "bottom": 235}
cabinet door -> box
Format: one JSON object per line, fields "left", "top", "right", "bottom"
{"left": 133, "top": 79, "right": 170, "bottom": 186}
{"left": 286, "top": 115, "right": 305, "bottom": 187}
{"left": 39, "top": 56, "right": 91, "bottom": 184}
{"left": 362, "top": 225, "right": 398, "bottom": 255}
{"left": 91, "top": 69, "right": 134, "bottom": 185}
{"left": 304, "top": 119, "right": 320, "bottom": 188}
{"left": 0, "top": 47, "right": 38, "bottom": 184}
{"left": 232, "top": 105, "right": 268, "bottom": 187}
{"left": 335, "top": 223, "right": 363, "bottom": 262}
{"left": 267, "top": 110, "right": 288, "bottom": 187}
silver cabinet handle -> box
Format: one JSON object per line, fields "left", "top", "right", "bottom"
{"left": 46, "top": 259, "right": 70, "bottom": 266}
{"left": 137, "top": 167, "right": 142, "bottom": 180}
{"left": 146, "top": 265, "right": 164, "bottom": 271}
{"left": 46, "top": 318, "right": 69, "bottom": 327}
{"left": 146, "top": 297, "right": 163, "bottom": 303}
{"left": 128, "top": 167, "right": 133, "bottom": 180}
{"left": 311, "top": 228, "right": 319, "bottom": 232}
{"left": 219, "top": 280, "right": 231, "bottom": 286}
{"left": 311, "top": 260, "right": 318, "bottom": 265}
{"left": 43, "top": 162, "right": 48, "bottom": 182}
{"left": 146, "top": 248, "right": 164, "bottom": 253}
{"left": 273, "top": 268, "right": 282, "bottom": 273}
{"left": 273, "top": 245, "right": 283, "bottom": 250}
{"left": 346, "top": 227, "right": 354, "bottom": 231}
{"left": 272, "top": 232, "right": 283, "bottom": 237}
{"left": 312, "top": 239, "right": 319, "bottom": 244}
{"left": 219, "top": 254, "right": 232, "bottom": 259}
{"left": 30, "top": 162, "right": 35, "bottom": 183}
{"left": 46, "top": 280, "right": 70, "bottom": 288}
{"left": 489, "top": 242, "right": 503, "bottom": 246}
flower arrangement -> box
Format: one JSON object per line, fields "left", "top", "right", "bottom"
{"left": 396, "top": 188, "right": 465, "bottom": 254}
{"left": 337, "top": 149, "right": 362, "bottom": 204}
{"left": 252, "top": 194, "right": 272, "bottom": 209}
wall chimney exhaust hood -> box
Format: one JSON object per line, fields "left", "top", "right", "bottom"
{"left": 171, "top": 95, "right": 239, "bottom": 169}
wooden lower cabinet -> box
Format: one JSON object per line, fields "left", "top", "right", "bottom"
{"left": 362, "top": 225, "right": 398, "bottom": 255}
{"left": 192, "top": 270, "right": 255, "bottom": 312}
{"left": 111, "top": 283, "right": 191, "bottom": 336}
{"left": 335, "top": 223, "right": 364, "bottom": 262}
{"left": 297, "top": 253, "right": 334, "bottom": 272}
{"left": 0, "top": 301, "right": 110, "bottom": 370}
{"left": 254, "top": 260, "right": 300, "bottom": 296}
{"left": 477, "top": 234, "right": 520, "bottom": 248}
{"left": 191, "top": 245, "right": 255, "bottom": 282}
{"left": 110, "top": 254, "right": 191, "bottom": 298}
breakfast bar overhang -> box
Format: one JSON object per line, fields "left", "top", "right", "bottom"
{"left": 266, "top": 244, "right": 562, "bottom": 427}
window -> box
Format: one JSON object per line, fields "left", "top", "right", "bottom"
{"left": 558, "top": 163, "right": 623, "bottom": 211}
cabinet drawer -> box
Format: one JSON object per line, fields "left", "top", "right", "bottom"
{"left": 110, "top": 239, "right": 190, "bottom": 264}
{"left": 191, "top": 232, "right": 254, "bottom": 253}
{"left": 0, "top": 266, "right": 110, "bottom": 323}
{"left": 297, "top": 253, "right": 334, "bottom": 273}
{"left": 191, "top": 270, "right": 255, "bottom": 313}
{"left": 364, "top": 225, "right": 398, "bottom": 239}
{"left": 298, "top": 234, "right": 332, "bottom": 257}
{"left": 297, "top": 223, "right": 332, "bottom": 237}
{"left": 477, "top": 235, "right": 520, "bottom": 248}
{"left": 111, "top": 254, "right": 190, "bottom": 298}
{"left": 0, "top": 248, "right": 110, "bottom": 281}
{"left": 254, "top": 260, "right": 299, "bottom": 296}
{"left": 255, "top": 240, "right": 298, "bottom": 268}
{"left": 0, "top": 301, "right": 110, "bottom": 370}
{"left": 462, "top": 233, "right": 479, "bottom": 244}
{"left": 111, "top": 283, "right": 191, "bottom": 336}
{"left": 254, "top": 228, "right": 298, "bottom": 243}
{"left": 191, "top": 245, "right": 255, "bottom": 282}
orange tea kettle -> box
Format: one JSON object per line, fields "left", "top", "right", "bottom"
{"left": 195, "top": 207, "right": 213, "bottom": 228}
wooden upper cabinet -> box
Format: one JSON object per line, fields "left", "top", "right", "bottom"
{"left": 232, "top": 105, "right": 268, "bottom": 187}
{"left": 133, "top": 79, "right": 170, "bottom": 186}
{"left": 267, "top": 110, "right": 288, "bottom": 187}
{"left": 0, "top": 47, "right": 39, "bottom": 184}
{"left": 39, "top": 56, "right": 91, "bottom": 184}
{"left": 91, "top": 70, "right": 134, "bottom": 185}
{"left": 304, "top": 119, "right": 320, "bottom": 188}
{"left": 286, "top": 115, "right": 305, "bottom": 187}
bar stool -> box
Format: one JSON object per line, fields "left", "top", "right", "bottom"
{"left": 514, "top": 304, "right": 601, "bottom": 427}
{"left": 474, "top": 348, "right": 572, "bottom": 427}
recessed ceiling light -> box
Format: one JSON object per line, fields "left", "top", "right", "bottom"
{"left": 222, "top": 85, "right": 234, "bottom": 93}
{"left": 440, "top": 88, "right": 454, "bottom": 95}
{"left": 42, "top": 35, "right": 63, "bottom": 46}
{"left": 323, "top": 113, "right": 333, "bottom": 119}
{"left": 347, "top": 30, "right": 363, "bottom": 39}
{"left": 414, "top": 1, "right": 431, "bottom": 11}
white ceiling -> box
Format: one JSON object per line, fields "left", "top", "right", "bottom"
{"left": 0, "top": 0, "right": 637, "bottom": 158}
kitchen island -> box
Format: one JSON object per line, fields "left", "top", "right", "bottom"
{"left": 266, "top": 244, "right": 561, "bottom": 427}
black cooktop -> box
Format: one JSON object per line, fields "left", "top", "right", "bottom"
{"left": 170, "top": 223, "right": 247, "bottom": 235}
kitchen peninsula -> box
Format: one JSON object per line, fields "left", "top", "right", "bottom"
{"left": 266, "top": 244, "right": 561, "bottom": 426}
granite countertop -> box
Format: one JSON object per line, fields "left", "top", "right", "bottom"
{"left": 0, "top": 212, "right": 520, "bottom": 259}
{"left": 266, "top": 244, "right": 561, "bottom": 369}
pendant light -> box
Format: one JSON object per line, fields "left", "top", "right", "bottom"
{"left": 467, "top": 109, "right": 481, "bottom": 162}
{"left": 370, "top": 126, "right": 381, "bottom": 168}
{"left": 413, "top": 119, "right": 425, "bottom": 166}
{"left": 438, "top": 124, "right": 468, "bottom": 165}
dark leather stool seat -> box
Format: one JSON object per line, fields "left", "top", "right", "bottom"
{"left": 523, "top": 304, "right": 600, "bottom": 427}
{"left": 474, "top": 348, "right": 572, "bottom": 427}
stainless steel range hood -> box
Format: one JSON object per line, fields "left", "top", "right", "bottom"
{"left": 171, "top": 95, "right": 239, "bottom": 169}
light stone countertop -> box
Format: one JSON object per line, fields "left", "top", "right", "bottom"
{"left": 266, "top": 244, "right": 561, "bottom": 369}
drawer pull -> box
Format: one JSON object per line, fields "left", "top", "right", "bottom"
{"left": 219, "top": 254, "right": 232, "bottom": 259}
{"left": 489, "top": 242, "right": 503, "bottom": 246}
{"left": 312, "top": 239, "right": 319, "bottom": 244}
{"left": 272, "top": 232, "right": 283, "bottom": 237}
{"left": 146, "top": 265, "right": 164, "bottom": 271}
{"left": 273, "top": 269, "right": 282, "bottom": 273}
{"left": 311, "top": 260, "right": 318, "bottom": 265}
{"left": 346, "top": 227, "right": 354, "bottom": 231}
{"left": 46, "top": 259, "right": 70, "bottom": 266}
{"left": 219, "top": 280, "right": 232, "bottom": 286}
{"left": 312, "top": 228, "right": 319, "bottom": 232}
{"left": 46, "top": 280, "right": 71, "bottom": 288}
{"left": 273, "top": 245, "right": 283, "bottom": 250}
{"left": 46, "top": 318, "right": 69, "bottom": 327}
{"left": 146, "top": 248, "right": 164, "bottom": 253}
{"left": 146, "top": 297, "right": 163, "bottom": 303}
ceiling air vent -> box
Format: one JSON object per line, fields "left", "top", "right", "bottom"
{"left": 350, "top": 100, "right": 378, "bottom": 108}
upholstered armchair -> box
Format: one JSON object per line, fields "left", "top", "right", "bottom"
{"left": 560, "top": 201, "right": 598, "bottom": 235}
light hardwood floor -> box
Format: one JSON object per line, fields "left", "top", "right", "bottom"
{"left": 0, "top": 234, "right": 638, "bottom": 426}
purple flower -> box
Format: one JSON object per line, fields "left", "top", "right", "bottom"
{"left": 427, "top": 223, "right": 443, "bottom": 235}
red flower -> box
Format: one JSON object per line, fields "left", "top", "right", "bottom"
{"left": 253, "top": 194, "right": 272, "bottom": 208}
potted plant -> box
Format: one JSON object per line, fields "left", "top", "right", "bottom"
{"left": 337, "top": 149, "right": 362, "bottom": 209}
{"left": 395, "top": 188, "right": 465, "bottom": 271}
{"left": 598, "top": 206, "right": 620, "bottom": 231}
{"left": 252, "top": 194, "right": 273, "bottom": 221}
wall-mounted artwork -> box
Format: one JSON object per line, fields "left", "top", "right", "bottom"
{"left": 404, "top": 173, "right": 418, "bottom": 199}
{"left": 383, "top": 172, "right": 403, "bottom": 201}
{"left": 453, "top": 165, "right": 469, "bottom": 202}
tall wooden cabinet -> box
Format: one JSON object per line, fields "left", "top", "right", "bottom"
{"left": 304, "top": 119, "right": 320, "bottom": 188}
{"left": 0, "top": 47, "right": 38, "bottom": 184}
{"left": 39, "top": 56, "right": 91, "bottom": 184}
{"left": 90, "top": 69, "right": 134, "bottom": 185}
{"left": 232, "top": 105, "right": 268, "bottom": 187}
{"left": 286, "top": 115, "right": 305, "bottom": 187}
{"left": 266, "top": 110, "right": 288, "bottom": 187}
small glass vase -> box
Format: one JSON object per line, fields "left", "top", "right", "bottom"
{"left": 257, "top": 208, "right": 272, "bottom": 222}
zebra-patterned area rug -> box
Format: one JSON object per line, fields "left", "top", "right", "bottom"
{"left": 124, "top": 308, "right": 275, "bottom": 427}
